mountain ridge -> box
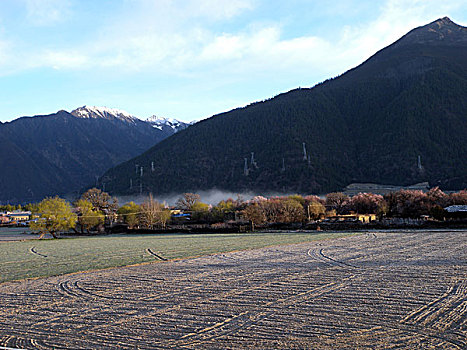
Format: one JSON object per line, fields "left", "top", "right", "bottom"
{"left": 101, "top": 17, "right": 467, "bottom": 196}
{"left": 0, "top": 107, "right": 194, "bottom": 203}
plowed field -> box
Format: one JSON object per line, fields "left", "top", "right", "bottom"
{"left": 1, "top": 230, "right": 466, "bottom": 349}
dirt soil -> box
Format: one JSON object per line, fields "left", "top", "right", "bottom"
{"left": 0, "top": 230, "right": 466, "bottom": 349}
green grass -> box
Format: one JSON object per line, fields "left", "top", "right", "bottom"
{"left": 0, "top": 231, "right": 353, "bottom": 283}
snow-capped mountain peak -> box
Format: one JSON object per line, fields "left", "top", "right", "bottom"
{"left": 71, "top": 106, "right": 139, "bottom": 124}
{"left": 70, "top": 106, "right": 195, "bottom": 132}
{"left": 146, "top": 115, "right": 193, "bottom": 132}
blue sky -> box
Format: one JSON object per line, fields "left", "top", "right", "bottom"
{"left": 0, "top": 0, "right": 466, "bottom": 122}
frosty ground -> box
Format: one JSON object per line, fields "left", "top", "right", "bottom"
{"left": 0, "top": 230, "right": 466, "bottom": 349}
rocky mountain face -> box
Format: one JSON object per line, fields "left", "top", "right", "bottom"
{"left": 0, "top": 107, "right": 191, "bottom": 203}
{"left": 102, "top": 17, "right": 467, "bottom": 196}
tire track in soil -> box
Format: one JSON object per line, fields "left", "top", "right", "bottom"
{"left": 90, "top": 255, "right": 347, "bottom": 337}
{"left": 402, "top": 281, "right": 467, "bottom": 332}
{"left": 30, "top": 249, "right": 321, "bottom": 342}
{"left": 171, "top": 276, "right": 357, "bottom": 348}
{"left": 53, "top": 246, "right": 320, "bottom": 306}
{"left": 0, "top": 335, "right": 50, "bottom": 350}
{"left": 2, "top": 230, "right": 465, "bottom": 349}
{"left": 165, "top": 245, "right": 359, "bottom": 347}
{"left": 146, "top": 248, "right": 167, "bottom": 261}
{"left": 29, "top": 246, "right": 47, "bottom": 258}
{"left": 54, "top": 263, "right": 293, "bottom": 304}
{"left": 305, "top": 239, "right": 467, "bottom": 350}
{"left": 307, "top": 248, "right": 358, "bottom": 269}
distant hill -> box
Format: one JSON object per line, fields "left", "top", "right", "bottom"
{"left": 0, "top": 106, "right": 191, "bottom": 203}
{"left": 102, "top": 17, "right": 467, "bottom": 196}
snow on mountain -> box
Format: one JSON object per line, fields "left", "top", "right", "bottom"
{"left": 71, "top": 106, "right": 139, "bottom": 124}
{"left": 70, "top": 106, "right": 194, "bottom": 132}
{"left": 146, "top": 115, "right": 193, "bottom": 132}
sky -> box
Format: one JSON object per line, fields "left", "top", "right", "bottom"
{"left": 0, "top": 0, "right": 466, "bottom": 123}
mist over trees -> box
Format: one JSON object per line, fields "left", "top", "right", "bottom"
{"left": 23, "top": 187, "right": 467, "bottom": 237}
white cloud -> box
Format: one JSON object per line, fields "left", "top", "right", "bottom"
{"left": 0, "top": 0, "right": 466, "bottom": 81}
{"left": 41, "top": 50, "right": 89, "bottom": 70}
{"left": 23, "top": 0, "right": 71, "bottom": 26}
{"left": 184, "top": 0, "right": 256, "bottom": 20}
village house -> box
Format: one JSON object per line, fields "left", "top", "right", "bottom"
{"left": 0, "top": 213, "right": 11, "bottom": 224}
{"left": 325, "top": 213, "right": 377, "bottom": 223}
{"left": 6, "top": 211, "right": 32, "bottom": 223}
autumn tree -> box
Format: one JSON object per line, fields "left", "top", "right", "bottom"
{"left": 242, "top": 203, "right": 266, "bottom": 231}
{"left": 287, "top": 194, "right": 305, "bottom": 205}
{"left": 279, "top": 198, "right": 305, "bottom": 223}
{"left": 30, "top": 197, "right": 77, "bottom": 239}
{"left": 325, "top": 192, "right": 349, "bottom": 214}
{"left": 384, "top": 190, "right": 429, "bottom": 218}
{"left": 211, "top": 199, "right": 235, "bottom": 222}
{"left": 155, "top": 209, "right": 172, "bottom": 229}
{"left": 260, "top": 199, "right": 282, "bottom": 223}
{"left": 75, "top": 199, "right": 104, "bottom": 233}
{"left": 191, "top": 201, "right": 210, "bottom": 222}
{"left": 117, "top": 202, "right": 141, "bottom": 229}
{"left": 348, "top": 193, "right": 384, "bottom": 214}
{"left": 447, "top": 190, "right": 467, "bottom": 206}
{"left": 425, "top": 187, "right": 447, "bottom": 206}
{"left": 307, "top": 200, "right": 326, "bottom": 220}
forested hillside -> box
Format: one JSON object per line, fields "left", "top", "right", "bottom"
{"left": 102, "top": 17, "right": 467, "bottom": 196}
{"left": 0, "top": 109, "right": 177, "bottom": 203}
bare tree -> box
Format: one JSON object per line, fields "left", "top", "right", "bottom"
{"left": 81, "top": 188, "right": 118, "bottom": 213}
{"left": 141, "top": 194, "right": 172, "bottom": 229}
{"left": 141, "top": 194, "right": 160, "bottom": 229}
{"left": 176, "top": 193, "right": 201, "bottom": 211}
{"left": 155, "top": 209, "right": 171, "bottom": 229}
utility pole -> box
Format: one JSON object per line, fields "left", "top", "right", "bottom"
{"left": 303, "top": 142, "right": 307, "bottom": 161}
{"left": 418, "top": 155, "right": 422, "bottom": 171}
{"left": 151, "top": 161, "right": 155, "bottom": 172}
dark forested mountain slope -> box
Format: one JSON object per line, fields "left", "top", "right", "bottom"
{"left": 0, "top": 107, "right": 186, "bottom": 203}
{"left": 100, "top": 17, "right": 466, "bottom": 195}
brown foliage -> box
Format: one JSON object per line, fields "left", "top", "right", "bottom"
{"left": 325, "top": 192, "right": 349, "bottom": 214}
{"left": 348, "top": 193, "right": 384, "bottom": 214}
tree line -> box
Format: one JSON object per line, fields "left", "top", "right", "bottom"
{"left": 26, "top": 187, "right": 467, "bottom": 237}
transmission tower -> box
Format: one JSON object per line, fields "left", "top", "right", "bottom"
{"left": 251, "top": 152, "right": 258, "bottom": 168}
{"left": 244, "top": 158, "right": 249, "bottom": 176}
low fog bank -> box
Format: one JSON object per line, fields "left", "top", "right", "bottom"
{"left": 116, "top": 189, "right": 310, "bottom": 207}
